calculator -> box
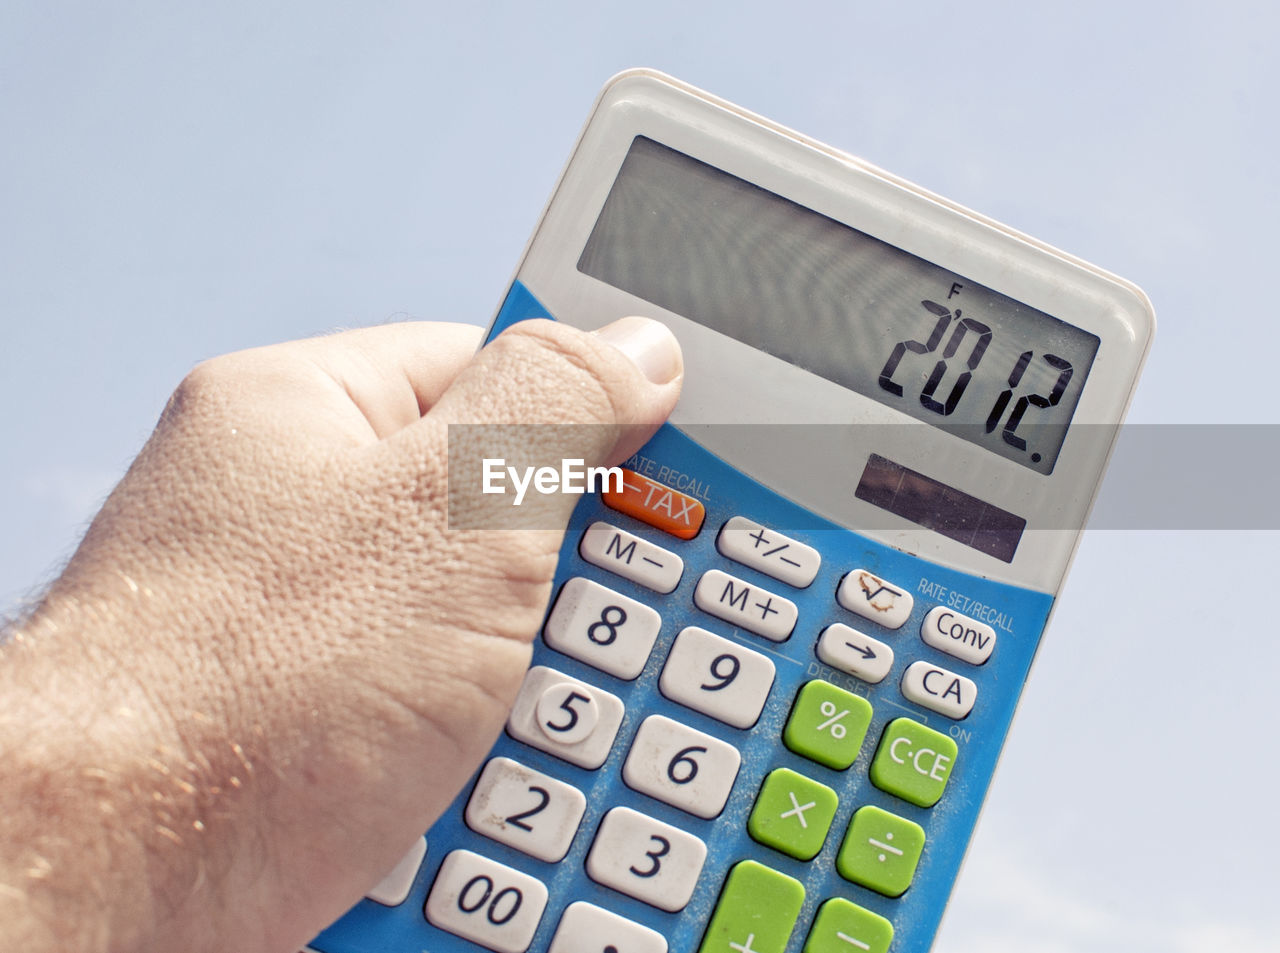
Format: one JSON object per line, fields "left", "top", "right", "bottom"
{"left": 309, "top": 69, "right": 1153, "bottom": 953}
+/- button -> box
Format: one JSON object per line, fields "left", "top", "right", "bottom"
{"left": 604, "top": 469, "right": 705, "bottom": 539}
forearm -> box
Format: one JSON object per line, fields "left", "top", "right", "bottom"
{"left": 0, "top": 596, "right": 254, "bottom": 953}
{"left": 2, "top": 608, "right": 167, "bottom": 953}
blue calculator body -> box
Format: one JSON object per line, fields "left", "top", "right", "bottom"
{"left": 311, "top": 71, "right": 1153, "bottom": 953}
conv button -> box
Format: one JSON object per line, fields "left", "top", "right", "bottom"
{"left": 921, "top": 606, "right": 996, "bottom": 664}
{"left": 603, "top": 468, "right": 705, "bottom": 539}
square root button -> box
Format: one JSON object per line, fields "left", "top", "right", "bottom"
{"left": 837, "top": 570, "right": 913, "bottom": 630}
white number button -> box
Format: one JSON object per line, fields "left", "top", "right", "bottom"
{"left": 586, "top": 807, "right": 707, "bottom": 912}
{"left": 506, "top": 666, "right": 624, "bottom": 769}
{"left": 465, "top": 757, "right": 586, "bottom": 863}
{"left": 622, "top": 715, "right": 740, "bottom": 819}
{"left": 659, "top": 626, "right": 775, "bottom": 728}
{"left": 425, "top": 849, "right": 547, "bottom": 953}
{"left": 548, "top": 901, "right": 668, "bottom": 953}
{"left": 817, "top": 623, "right": 894, "bottom": 684}
{"left": 837, "top": 568, "right": 914, "bottom": 629}
{"left": 694, "top": 569, "right": 797, "bottom": 642}
{"left": 544, "top": 577, "right": 661, "bottom": 680}
{"left": 901, "top": 660, "right": 977, "bottom": 719}
{"left": 716, "top": 516, "right": 821, "bottom": 588}
{"left": 921, "top": 606, "right": 997, "bottom": 664}
{"left": 365, "top": 836, "right": 426, "bottom": 906}
{"left": 579, "top": 521, "right": 684, "bottom": 593}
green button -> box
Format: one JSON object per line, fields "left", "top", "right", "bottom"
{"left": 747, "top": 768, "right": 839, "bottom": 860}
{"left": 869, "top": 717, "right": 958, "bottom": 808}
{"left": 697, "top": 860, "right": 805, "bottom": 953}
{"left": 802, "top": 898, "right": 894, "bottom": 953}
{"left": 836, "top": 805, "right": 925, "bottom": 897}
{"left": 783, "top": 679, "right": 872, "bottom": 770}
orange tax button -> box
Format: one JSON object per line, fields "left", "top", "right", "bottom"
{"left": 603, "top": 469, "right": 705, "bottom": 540}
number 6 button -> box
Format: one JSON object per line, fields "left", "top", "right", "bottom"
{"left": 587, "top": 806, "right": 707, "bottom": 912}
{"left": 622, "top": 715, "right": 741, "bottom": 818}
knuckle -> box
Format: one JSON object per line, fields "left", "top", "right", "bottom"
{"left": 492, "top": 322, "right": 625, "bottom": 425}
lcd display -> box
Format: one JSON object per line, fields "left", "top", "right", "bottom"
{"left": 578, "top": 137, "right": 1100, "bottom": 474}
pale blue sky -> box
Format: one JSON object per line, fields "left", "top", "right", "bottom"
{"left": 3, "top": 2, "right": 1277, "bottom": 950}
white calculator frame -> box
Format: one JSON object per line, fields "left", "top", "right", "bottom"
{"left": 513, "top": 68, "right": 1154, "bottom": 595}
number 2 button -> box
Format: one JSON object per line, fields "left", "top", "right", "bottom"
{"left": 465, "top": 757, "right": 586, "bottom": 862}
{"left": 587, "top": 807, "right": 707, "bottom": 912}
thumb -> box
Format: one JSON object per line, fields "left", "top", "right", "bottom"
{"left": 424, "top": 316, "right": 683, "bottom": 529}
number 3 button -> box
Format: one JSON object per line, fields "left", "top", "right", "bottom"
{"left": 587, "top": 807, "right": 707, "bottom": 912}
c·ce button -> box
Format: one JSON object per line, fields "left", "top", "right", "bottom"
{"left": 870, "top": 718, "right": 959, "bottom": 808}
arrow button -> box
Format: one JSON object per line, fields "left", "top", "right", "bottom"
{"left": 817, "top": 624, "right": 894, "bottom": 684}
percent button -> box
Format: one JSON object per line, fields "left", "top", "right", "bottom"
{"left": 783, "top": 680, "right": 873, "bottom": 771}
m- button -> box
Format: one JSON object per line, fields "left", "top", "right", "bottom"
{"left": 604, "top": 468, "right": 705, "bottom": 539}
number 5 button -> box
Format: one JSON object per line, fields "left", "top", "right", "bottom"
{"left": 587, "top": 806, "right": 707, "bottom": 912}
{"left": 506, "top": 666, "right": 624, "bottom": 769}
{"left": 623, "top": 715, "right": 741, "bottom": 818}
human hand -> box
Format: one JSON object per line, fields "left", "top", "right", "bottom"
{"left": 0, "top": 316, "right": 682, "bottom": 953}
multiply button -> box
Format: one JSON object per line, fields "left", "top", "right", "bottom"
{"left": 697, "top": 861, "right": 805, "bottom": 953}
{"left": 869, "top": 718, "right": 958, "bottom": 808}
{"left": 836, "top": 569, "right": 913, "bottom": 630}
{"left": 747, "top": 768, "right": 838, "bottom": 861}
{"left": 604, "top": 468, "right": 705, "bottom": 540}
{"left": 836, "top": 806, "right": 925, "bottom": 898}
